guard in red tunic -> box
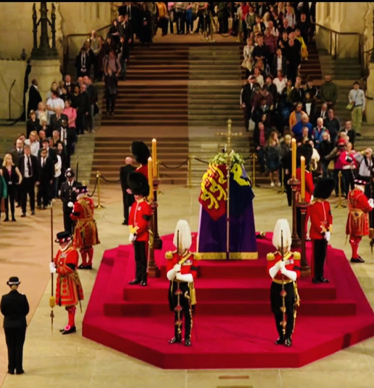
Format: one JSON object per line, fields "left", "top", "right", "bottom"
{"left": 308, "top": 178, "right": 335, "bottom": 283}
{"left": 128, "top": 172, "right": 153, "bottom": 286}
{"left": 70, "top": 185, "right": 100, "bottom": 269}
{"left": 296, "top": 144, "right": 315, "bottom": 239}
{"left": 131, "top": 141, "right": 150, "bottom": 179}
{"left": 50, "top": 231, "right": 84, "bottom": 335}
{"left": 346, "top": 176, "right": 374, "bottom": 263}
{"left": 166, "top": 220, "right": 198, "bottom": 347}
{"left": 267, "top": 219, "right": 301, "bottom": 347}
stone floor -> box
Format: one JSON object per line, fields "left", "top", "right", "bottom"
{"left": 1, "top": 183, "right": 374, "bottom": 388}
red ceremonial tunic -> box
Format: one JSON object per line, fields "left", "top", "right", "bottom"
{"left": 71, "top": 195, "right": 100, "bottom": 248}
{"left": 308, "top": 200, "right": 333, "bottom": 240}
{"left": 166, "top": 251, "right": 198, "bottom": 280}
{"left": 266, "top": 252, "right": 301, "bottom": 283}
{"left": 136, "top": 164, "right": 148, "bottom": 179}
{"left": 296, "top": 168, "right": 314, "bottom": 203}
{"left": 346, "top": 188, "right": 372, "bottom": 236}
{"left": 54, "top": 246, "right": 84, "bottom": 307}
{"left": 129, "top": 198, "right": 152, "bottom": 242}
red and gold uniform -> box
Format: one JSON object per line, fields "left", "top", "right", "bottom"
{"left": 71, "top": 194, "right": 100, "bottom": 268}
{"left": 166, "top": 250, "right": 198, "bottom": 344}
{"left": 308, "top": 199, "right": 333, "bottom": 281}
{"left": 54, "top": 242, "right": 84, "bottom": 334}
{"left": 296, "top": 167, "right": 314, "bottom": 239}
{"left": 136, "top": 164, "right": 148, "bottom": 179}
{"left": 346, "top": 187, "right": 372, "bottom": 261}
{"left": 267, "top": 251, "right": 301, "bottom": 343}
{"left": 129, "top": 198, "right": 152, "bottom": 283}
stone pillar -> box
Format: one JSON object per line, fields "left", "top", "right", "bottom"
{"left": 29, "top": 59, "right": 61, "bottom": 102}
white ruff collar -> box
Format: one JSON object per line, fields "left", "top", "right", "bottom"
{"left": 60, "top": 241, "right": 72, "bottom": 252}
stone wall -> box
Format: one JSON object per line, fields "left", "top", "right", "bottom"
{"left": 0, "top": 60, "right": 27, "bottom": 119}
{"left": 0, "top": 2, "right": 112, "bottom": 60}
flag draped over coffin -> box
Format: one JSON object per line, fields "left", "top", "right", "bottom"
{"left": 197, "top": 160, "right": 257, "bottom": 260}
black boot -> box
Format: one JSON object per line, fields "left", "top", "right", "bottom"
{"left": 129, "top": 279, "right": 141, "bottom": 285}
{"left": 168, "top": 337, "right": 182, "bottom": 344}
{"left": 284, "top": 338, "right": 292, "bottom": 347}
{"left": 185, "top": 338, "right": 191, "bottom": 347}
{"left": 275, "top": 337, "right": 285, "bottom": 345}
{"left": 62, "top": 326, "right": 76, "bottom": 335}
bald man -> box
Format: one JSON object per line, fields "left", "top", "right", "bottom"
{"left": 120, "top": 157, "right": 136, "bottom": 225}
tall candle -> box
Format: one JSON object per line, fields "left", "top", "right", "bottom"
{"left": 152, "top": 138, "right": 157, "bottom": 178}
{"left": 300, "top": 156, "right": 305, "bottom": 202}
{"left": 148, "top": 157, "right": 154, "bottom": 201}
{"left": 291, "top": 138, "right": 296, "bottom": 179}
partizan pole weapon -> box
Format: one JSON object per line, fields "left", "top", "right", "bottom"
{"left": 175, "top": 230, "right": 182, "bottom": 341}
{"left": 50, "top": 200, "right": 56, "bottom": 332}
{"left": 280, "top": 230, "right": 287, "bottom": 336}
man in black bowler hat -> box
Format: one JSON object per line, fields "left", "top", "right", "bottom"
{"left": 1, "top": 276, "right": 29, "bottom": 375}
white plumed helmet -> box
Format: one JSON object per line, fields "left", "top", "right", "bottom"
{"left": 272, "top": 219, "right": 292, "bottom": 251}
{"left": 173, "top": 220, "right": 192, "bottom": 252}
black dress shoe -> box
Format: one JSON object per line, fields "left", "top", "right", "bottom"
{"left": 62, "top": 326, "right": 76, "bottom": 335}
{"left": 86, "top": 265, "right": 93, "bottom": 270}
{"left": 3, "top": 218, "right": 9, "bottom": 222}
{"left": 168, "top": 337, "right": 181, "bottom": 344}
{"left": 320, "top": 277, "right": 329, "bottom": 283}
{"left": 129, "top": 279, "right": 141, "bottom": 285}
{"left": 140, "top": 281, "right": 147, "bottom": 287}
{"left": 351, "top": 257, "right": 365, "bottom": 263}
{"left": 12, "top": 218, "right": 16, "bottom": 222}
{"left": 8, "top": 370, "right": 14, "bottom": 375}
{"left": 122, "top": 220, "right": 128, "bottom": 225}
{"left": 16, "top": 370, "right": 24, "bottom": 375}
{"left": 31, "top": 211, "right": 35, "bottom": 215}
{"left": 21, "top": 213, "right": 26, "bottom": 218}
{"left": 284, "top": 338, "right": 292, "bottom": 347}
{"left": 312, "top": 278, "right": 321, "bottom": 284}
{"left": 78, "top": 264, "right": 85, "bottom": 269}
{"left": 275, "top": 337, "right": 285, "bottom": 345}
{"left": 185, "top": 339, "right": 192, "bottom": 347}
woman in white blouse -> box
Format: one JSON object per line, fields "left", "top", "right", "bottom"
{"left": 36, "top": 102, "right": 47, "bottom": 124}
{"left": 24, "top": 131, "right": 40, "bottom": 157}
{"left": 242, "top": 38, "right": 254, "bottom": 78}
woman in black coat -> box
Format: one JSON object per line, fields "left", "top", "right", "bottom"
{"left": 139, "top": 4, "right": 152, "bottom": 44}
{"left": 26, "top": 110, "right": 41, "bottom": 138}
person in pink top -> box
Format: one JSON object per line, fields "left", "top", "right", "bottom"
{"left": 63, "top": 99, "right": 77, "bottom": 131}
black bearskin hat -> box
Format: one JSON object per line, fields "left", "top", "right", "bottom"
{"left": 131, "top": 141, "right": 151, "bottom": 165}
{"left": 127, "top": 172, "right": 149, "bottom": 197}
{"left": 313, "top": 178, "right": 335, "bottom": 200}
{"left": 297, "top": 143, "right": 313, "bottom": 167}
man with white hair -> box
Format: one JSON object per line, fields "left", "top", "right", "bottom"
{"left": 166, "top": 220, "right": 198, "bottom": 347}
{"left": 267, "top": 219, "right": 301, "bottom": 347}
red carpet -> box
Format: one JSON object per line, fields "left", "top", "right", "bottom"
{"left": 83, "top": 233, "right": 374, "bottom": 369}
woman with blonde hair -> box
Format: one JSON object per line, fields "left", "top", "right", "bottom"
{"left": 24, "top": 131, "right": 40, "bottom": 157}
{"left": 36, "top": 102, "right": 47, "bottom": 124}
{"left": 46, "top": 81, "right": 59, "bottom": 100}
{"left": 242, "top": 38, "right": 254, "bottom": 78}
{"left": 2, "top": 154, "right": 22, "bottom": 222}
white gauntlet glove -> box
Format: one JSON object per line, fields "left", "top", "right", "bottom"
{"left": 369, "top": 198, "right": 374, "bottom": 208}
{"left": 68, "top": 201, "right": 74, "bottom": 208}
{"left": 49, "top": 262, "right": 56, "bottom": 274}
{"left": 324, "top": 231, "right": 331, "bottom": 242}
{"left": 280, "top": 267, "right": 297, "bottom": 281}
{"left": 166, "top": 263, "right": 181, "bottom": 281}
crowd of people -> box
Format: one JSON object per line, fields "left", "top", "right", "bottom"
{"left": 235, "top": 2, "right": 367, "bottom": 197}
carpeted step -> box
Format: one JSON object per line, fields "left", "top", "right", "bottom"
{"left": 104, "top": 299, "right": 356, "bottom": 317}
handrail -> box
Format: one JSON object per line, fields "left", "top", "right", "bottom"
{"left": 314, "top": 22, "right": 365, "bottom": 78}
{"left": 62, "top": 23, "right": 112, "bottom": 75}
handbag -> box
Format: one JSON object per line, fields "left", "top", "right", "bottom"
{"left": 346, "top": 102, "right": 354, "bottom": 111}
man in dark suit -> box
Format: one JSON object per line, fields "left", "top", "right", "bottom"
{"left": 1, "top": 276, "right": 29, "bottom": 375}
{"left": 240, "top": 76, "right": 256, "bottom": 131}
{"left": 37, "top": 148, "right": 55, "bottom": 209}
{"left": 60, "top": 168, "right": 80, "bottom": 233}
{"left": 59, "top": 120, "right": 76, "bottom": 167}
{"left": 64, "top": 74, "right": 75, "bottom": 97}
{"left": 18, "top": 145, "right": 39, "bottom": 217}
{"left": 272, "top": 48, "right": 288, "bottom": 77}
{"left": 120, "top": 157, "right": 135, "bottom": 225}
{"left": 75, "top": 47, "right": 91, "bottom": 78}
{"left": 39, "top": 139, "right": 57, "bottom": 164}
{"left": 50, "top": 107, "right": 68, "bottom": 132}
{"left": 10, "top": 139, "right": 24, "bottom": 168}
{"left": 27, "top": 79, "right": 42, "bottom": 114}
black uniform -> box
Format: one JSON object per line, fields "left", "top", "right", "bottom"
{"left": 1, "top": 290, "right": 29, "bottom": 374}
{"left": 60, "top": 180, "right": 80, "bottom": 233}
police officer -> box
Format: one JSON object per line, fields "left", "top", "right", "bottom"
{"left": 60, "top": 168, "right": 80, "bottom": 233}
{"left": 1, "top": 276, "right": 29, "bottom": 375}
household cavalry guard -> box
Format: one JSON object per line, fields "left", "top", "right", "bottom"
{"left": 166, "top": 220, "right": 198, "bottom": 347}
{"left": 50, "top": 231, "right": 84, "bottom": 335}
{"left": 70, "top": 185, "right": 100, "bottom": 269}
{"left": 346, "top": 176, "right": 374, "bottom": 263}
{"left": 267, "top": 219, "right": 301, "bottom": 347}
